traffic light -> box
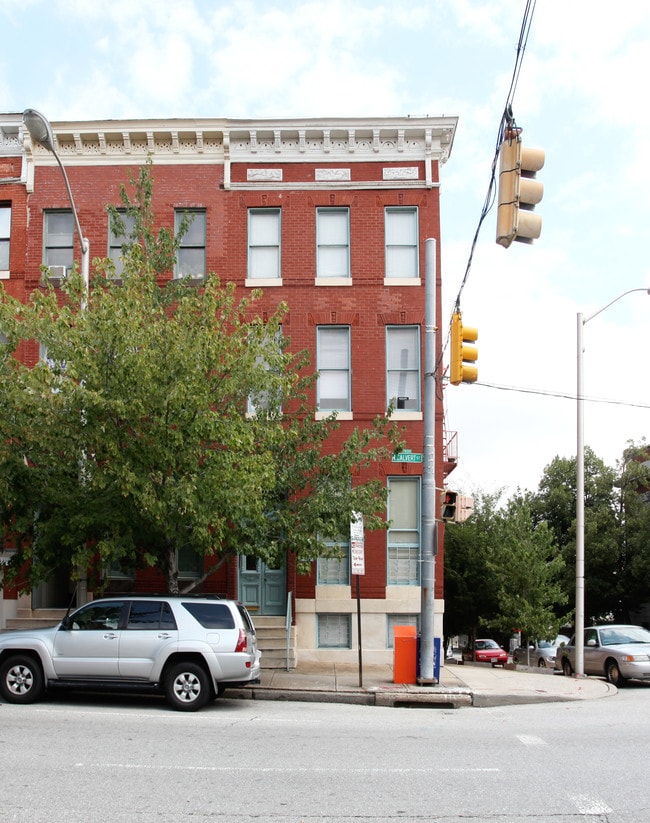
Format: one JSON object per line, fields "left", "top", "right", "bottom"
{"left": 450, "top": 311, "right": 478, "bottom": 386}
{"left": 440, "top": 491, "right": 457, "bottom": 522}
{"left": 496, "top": 127, "right": 544, "bottom": 248}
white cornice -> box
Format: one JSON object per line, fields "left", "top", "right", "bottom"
{"left": 21, "top": 115, "right": 458, "bottom": 167}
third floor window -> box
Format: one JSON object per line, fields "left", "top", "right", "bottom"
{"left": 175, "top": 209, "right": 206, "bottom": 279}
{"left": 248, "top": 208, "right": 281, "bottom": 281}
{"left": 316, "top": 207, "right": 350, "bottom": 279}
{"left": 0, "top": 204, "right": 10, "bottom": 272}
{"left": 385, "top": 207, "right": 419, "bottom": 280}
{"left": 44, "top": 210, "right": 74, "bottom": 275}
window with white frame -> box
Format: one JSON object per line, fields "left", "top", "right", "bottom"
{"left": 317, "top": 540, "right": 351, "bottom": 585}
{"left": 317, "top": 613, "right": 352, "bottom": 648}
{"left": 44, "top": 211, "right": 74, "bottom": 275}
{"left": 386, "top": 326, "right": 420, "bottom": 411}
{"left": 108, "top": 210, "right": 137, "bottom": 278}
{"left": 175, "top": 209, "right": 206, "bottom": 279}
{"left": 316, "top": 207, "right": 350, "bottom": 278}
{"left": 248, "top": 208, "right": 281, "bottom": 280}
{"left": 0, "top": 204, "right": 10, "bottom": 272}
{"left": 317, "top": 326, "right": 351, "bottom": 412}
{"left": 247, "top": 325, "right": 283, "bottom": 416}
{"left": 385, "top": 207, "right": 419, "bottom": 279}
{"left": 387, "top": 477, "right": 421, "bottom": 585}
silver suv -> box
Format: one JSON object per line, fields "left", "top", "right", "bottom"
{"left": 0, "top": 595, "right": 261, "bottom": 711}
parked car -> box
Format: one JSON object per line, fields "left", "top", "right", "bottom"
{"left": 0, "top": 595, "right": 261, "bottom": 711}
{"left": 513, "top": 636, "right": 570, "bottom": 668}
{"left": 555, "top": 624, "right": 650, "bottom": 686}
{"left": 461, "top": 638, "right": 508, "bottom": 667}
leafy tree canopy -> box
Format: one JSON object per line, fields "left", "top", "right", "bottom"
{"left": 0, "top": 162, "right": 400, "bottom": 594}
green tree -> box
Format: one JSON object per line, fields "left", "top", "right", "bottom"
{"left": 533, "top": 448, "right": 620, "bottom": 623}
{"left": 443, "top": 491, "right": 503, "bottom": 644}
{"left": 444, "top": 490, "right": 567, "bottom": 646}
{"left": 487, "top": 494, "right": 567, "bottom": 641}
{"left": 0, "top": 163, "right": 399, "bottom": 594}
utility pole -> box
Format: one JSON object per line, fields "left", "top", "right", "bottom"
{"left": 419, "top": 238, "right": 437, "bottom": 684}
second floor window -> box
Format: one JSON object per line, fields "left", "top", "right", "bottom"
{"left": 44, "top": 211, "right": 74, "bottom": 274}
{"left": 175, "top": 209, "right": 206, "bottom": 279}
{"left": 0, "top": 204, "right": 10, "bottom": 272}
{"left": 386, "top": 326, "right": 420, "bottom": 411}
{"left": 317, "top": 326, "right": 351, "bottom": 412}
{"left": 385, "top": 207, "right": 419, "bottom": 280}
{"left": 248, "top": 208, "right": 281, "bottom": 280}
{"left": 316, "top": 207, "right": 350, "bottom": 278}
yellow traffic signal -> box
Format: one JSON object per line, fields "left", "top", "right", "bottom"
{"left": 496, "top": 127, "right": 544, "bottom": 248}
{"left": 450, "top": 311, "right": 478, "bottom": 386}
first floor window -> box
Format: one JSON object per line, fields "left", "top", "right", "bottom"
{"left": 387, "top": 477, "right": 420, "bottom": 585}
{"left": 248, "top": 208, "right": 281, "bottom": 280}
{"left": 44, "top": 210, "right": 74, "bottom": 273}
{"left": 387, "top": 614, "right": 420, "bottom": 648}
{"left": 317, "top": 613, "right": 352, "bottom": 648}
{"left": 0, "top": 203, "right": 10, "bottom": 271}
{"left": 317, "top": 326, "right": 351, "bottom": 411}
{"left": 175, "top": 208, "right": 206, "bottom": 279}
{"left": 386, "top": 326, "right": 420, "bottom": 411}
{"left": 385, "top": 207, "right": 419, "bottom": 279}
{"left": 317, "top": 540, "right": 350, "bottom": 585}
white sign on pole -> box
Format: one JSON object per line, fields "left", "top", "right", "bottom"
{"left": 350, "top": 511, "right": 365, "bottom": 575}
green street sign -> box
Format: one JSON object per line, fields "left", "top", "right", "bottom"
{"left": 392, "top": 450, "right": 423, "bottom": 463}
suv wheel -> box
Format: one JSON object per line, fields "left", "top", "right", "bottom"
{"left": 0, "top": 654, "right": 45, "bottom": 704}
{"left": 164, "top": 661, "right": 211, "bottom": 711}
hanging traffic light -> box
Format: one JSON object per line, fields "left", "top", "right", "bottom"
{"left": 450, "top": 311, "right": 478, "bottom": 386}
{"left": 496, "top": 127, "right": 544, "bottom": 248}
{"left": 440, "top": 491, "right": 458, "bottom": 522}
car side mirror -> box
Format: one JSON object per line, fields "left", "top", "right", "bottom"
{"left": 60, "top": 615, "right": 72, "bottom": 631}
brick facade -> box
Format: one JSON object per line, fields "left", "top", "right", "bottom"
{"left": 1, "top": 115, "right": 458, "bottom": 664}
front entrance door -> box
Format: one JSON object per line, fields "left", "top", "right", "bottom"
{"left": 239, "top": 555, "right": 286, "bottom": 615}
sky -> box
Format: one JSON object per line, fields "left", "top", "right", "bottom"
{"left": 2, "top": 0, "right": 649, "bottom": 498}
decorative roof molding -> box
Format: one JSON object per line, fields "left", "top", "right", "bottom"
{"left": 20, "top": 115, "right": 457, "bottom": 165}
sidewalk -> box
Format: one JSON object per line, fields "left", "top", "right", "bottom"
{"left": 226, "top": 661, "right": 616, "bottom": 708}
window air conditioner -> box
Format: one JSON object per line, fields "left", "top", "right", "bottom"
{"left": 48, "top": 265, "right": 68, "bottom": 279}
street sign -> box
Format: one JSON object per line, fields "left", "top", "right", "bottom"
{"left": 350, "top": 512, "right": 365, "bottom": 575}
{"left": 392, "top": 450, "right": 423, "bottom": 463}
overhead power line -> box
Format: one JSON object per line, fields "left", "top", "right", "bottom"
{"left": 468, "top": 380, "right": 650, "bottom": 410}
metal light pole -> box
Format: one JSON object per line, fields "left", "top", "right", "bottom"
{"left": 419, "top": 237, "right": 437, "bottom": 684}
{"left": 23, "top": 108, "right": 90, "bottom": 605}
{"left": 575, "top": 287, "right": 649, "bottom": 676}
{"left": 23, "top": 109, "right": 89, "bottom": 306}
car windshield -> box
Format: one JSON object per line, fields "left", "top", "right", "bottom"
{"left": 478, "top": 640, "right": 500, "bottom": 650}
{"left": 599, "top": 626, "right": 650, "bottom": 646}
{"left": 538, "top": 641, "right": 553, "bottom": 648}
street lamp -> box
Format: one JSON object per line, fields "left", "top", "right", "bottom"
{"left": 575, "top": 287, "right": 649, "bottom": 676}
{"left": 22, "top": 109, "right": 90, "bottom": 606}
{"left": 22, "top": 109, "right": 89, "bottom": 307}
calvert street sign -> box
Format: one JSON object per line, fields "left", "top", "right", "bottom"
{"left": 392, "top": 450, "right": 423, "bottom": 463}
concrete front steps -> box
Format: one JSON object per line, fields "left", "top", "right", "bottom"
{"left": 252, "top": 615, "right": 296, "bottom": 670}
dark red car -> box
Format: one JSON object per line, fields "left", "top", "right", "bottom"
{"left": 461, "top": 638, "right": 508, "bottom": 667}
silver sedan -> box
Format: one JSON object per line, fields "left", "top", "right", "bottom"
{"left": 555, "top": 624, "right": 650, "bottom": 686}
{"left": 513, "top": 636, "right": 569, "bottom": 668}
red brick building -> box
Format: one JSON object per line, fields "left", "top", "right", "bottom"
{"left": 1, "top": 114, "right": 458, "bottom": 666}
